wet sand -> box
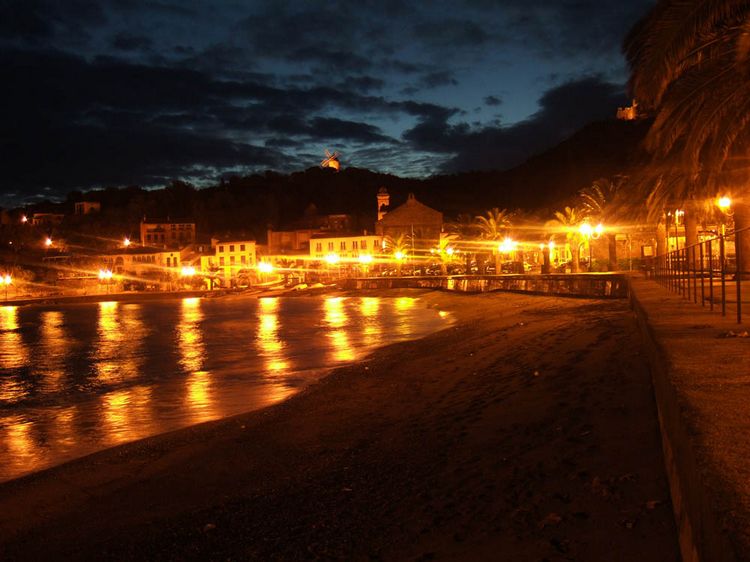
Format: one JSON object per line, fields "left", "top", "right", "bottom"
{"left": 0, "top": 290, "right": 678, "bottom": 561}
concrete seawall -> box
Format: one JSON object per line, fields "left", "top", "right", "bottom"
{"left": 345, "top": 273, "right": 629, "bottom": 298}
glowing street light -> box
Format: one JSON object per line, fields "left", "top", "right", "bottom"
{"left": 1, "top": 274, "right": 11, "bottom": 302}
{"left": 717, "top": 196, "right": 732, "bottom": 212}
{"left": 358, "top": 254, "right": 373, "bottom": 264}
{"left": 123, "top": 237, "right": 131, "bottom": 248}
{"left": 394, "top": 251, "right": 405, "bottom": 261}
{"left": 446, "top": 247, "right": 455, "bottom": 256}
{"left": 20, "top": 215, "right": 27, "bottom": 224}
{"left": 257, "top": 261, "right": 274, "bottom": 274}
{"left": 98, "top": 268, "right": 113, "bottom": 294}
{"left": 324, "top": 253, "right": 340, "bottom": 265}
{"left": 180, "top": 265, "right": 196, "bottom": 277}
{"left": 44, "top": 237, "right": 52, "bottom": 248}
{"left": 578, "top": 223, "right": 603, "bottom": 272}
{"left": 498, "top": 237, "right": 517, "bottom": 254}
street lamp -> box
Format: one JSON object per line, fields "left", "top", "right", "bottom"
{"left": 44, "top": 237, "right": 52, "bottom": 248}
{"left": 359, "top": 253, "right": 373, "bottom": 276}
{"left": 123, "top": 237, "right": 131, "bottom": 248}
{"left": 716, "top": 196, "right": 734, "bottom": 236}
{"left": 98, "top": 268, "right": 113, "bottom": 294}
{"left": 578, "top": 223, "right": 603, "bottom": 272}
{"left": 1, "top": 274, "right": 11, "bottom": 302}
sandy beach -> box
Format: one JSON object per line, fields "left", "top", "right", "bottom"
{"left": 0, "top": 290, "right": 678, "bottom": 561}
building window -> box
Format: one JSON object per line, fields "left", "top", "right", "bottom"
{"left": 241, "top": 255, "right": 246, "bottom": 264}
{"left": 220, "top": 257, "right": 225, "bottom": 266}
{"left": 166, "top": 257, "right": 171, "bottom": 267}
{"left": 316, "top": 242, "right": 322, "bottom": 252}
{"left": 328, "top": 242, "right": 334, "bottom": 251}
{"left": 340, "top": 241, "right": 346, "bottom": 251}
{"left": 361, "top": 240, "right": 367, "bottom": 249}
{"left": 352, "top": 241, "right": 358, "bottom": 250}
{"left": 219, "top": 245, "right": 224, "bottom": 252}
{"left": 230, "top": 256, "right": 235, "bottom": 265}
{"left": 240, "top": 244, "right": 245, "bottom": 252}
{"left": 230, "top": 244, "right": 235, "bottom": 252}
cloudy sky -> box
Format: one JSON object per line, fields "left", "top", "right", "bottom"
{"left": 0, "top": 0, "right": 655, "bottom": 207}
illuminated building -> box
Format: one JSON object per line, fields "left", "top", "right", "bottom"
{"left": 213, "top": 239, "right": 257, "bottom": 286}
{"left": 375, "top": 193, "right": 443, "bottom": 250}
{"left": 139, "top": 218, "right": 196, "bottom": 248}
{"left": 74, "top": 201, "right": 101, "bottom": 215}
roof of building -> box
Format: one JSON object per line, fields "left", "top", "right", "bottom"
{"left": 310, "top": 232, "right": 379, "bottom": 239}
{"left": 377, "top": 193, "right": 442, "bottom": 225}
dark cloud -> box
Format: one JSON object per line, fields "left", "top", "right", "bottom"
{"left": 413, "top": 19, "right": 490, "bottom": 48}
{"left": 403, "top": 76, "right": 627, "bottom": 172}
{"left": 0, "top": 0, "right": 656, "bottom": 205}
{"left": 111, "top": 32, "right": 152, "bottom": 51}
{"left": 418, "top": 71, "right": 458, "bottom": 89}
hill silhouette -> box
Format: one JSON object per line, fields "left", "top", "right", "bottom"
{"left": 19, "top": 118, "right": 650, "bottom": 244}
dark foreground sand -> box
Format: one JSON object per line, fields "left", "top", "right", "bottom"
{"left": 0, "top": 290, "right": 678, "bottom": 561}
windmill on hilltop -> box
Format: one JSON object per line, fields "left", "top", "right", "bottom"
{"left": 321, "top": 149, "right": 341, "bottom": 172}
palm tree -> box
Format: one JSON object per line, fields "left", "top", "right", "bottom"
{"left": 550, "top": 206, "right": 584, "bottom": 273}
{"left": 447, "top": 213, "right": 479, "bottom": 273}
{"left": 624, "top": 0, "right": 750, "bottom": 271}
{"left": 579, "top": 177, "right": 624, "bottom": 271}
{"left": 475, "top": 208, "right": 513, "bottom": 273}
{"left": 384, "top": 234, "right": 409, "bottom": 276}
{"left": 435, "top": 234, "right": 459, "bottom": 274}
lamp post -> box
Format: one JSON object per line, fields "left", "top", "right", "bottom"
{"left": 578, "top": 223, "right": 603, "bottom": 272}
{"left": 1, "top": 274, "right": 11, "bottom": 302}
{"left": 257, "top": 261, "right": 274, "bottom": 284}
{"left": 180, "top": 265, "right": 196, "bottom": 289}
{"left": 98, "top": 268, "right": 113, "bottom": 294}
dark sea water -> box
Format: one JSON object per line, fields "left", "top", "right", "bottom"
{"left": 0, "top": 295, "right": 451, "bottom": 482}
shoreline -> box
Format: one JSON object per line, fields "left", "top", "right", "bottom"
{"left": 0, "top": 290, "right": 678, "bottom": 560}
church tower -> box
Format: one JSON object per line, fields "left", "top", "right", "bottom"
{"left": 377, "top": 187, "right": 390, "bottom": 221}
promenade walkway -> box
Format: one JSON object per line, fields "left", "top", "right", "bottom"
{"left": 630, "top": 277, "right": 750, "bottom": 562}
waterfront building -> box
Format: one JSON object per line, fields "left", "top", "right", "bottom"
{"left": 309, "top": 233, "right": 383, "bottom": 261}
{"left": 74, "top": 201, "right": 101, "bottom": 215}
{"left": 213, "top": 239, "right": 257, "bottom": 286}
{"left": 375, "top": 193, "right": 443, "bottom": 251}
{"left": 140, "top": 218, "right": 196, "bottom": 248}
{"left": 31, "top": 212, "right": 65, "bottom": 226}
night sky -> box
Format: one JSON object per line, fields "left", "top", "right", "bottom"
{"left": 0, "top": 0, "right": 655, "bottom": 208}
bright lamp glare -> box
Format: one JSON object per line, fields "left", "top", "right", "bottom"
{"left": 359, "top": 254, "right": 373, "bottom": 264}
{"left": 325, "top": 253, "right": 340, "bottom": 264}
{"left": 258, "top": 261, "right": 274, "bottom": 273}
{"left": 717, "top": 196, "right": 732, "bottom": 210}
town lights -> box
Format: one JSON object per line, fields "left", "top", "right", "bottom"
{"left": 578, "top": 223, "right": 603, "bottom": 272}
{"left": 44, "top": 237, "right": 52, "bottom": 248}
{"left": 717, "top": 196, "right": 733, "bottom": 214}
{"left": 394, "top": 251, "right": 405, "bottom": 261}
{"left": 180, "top": 265, "right": 196, "bottom": 277}
{"left": 498, "top": 237, "right": 517, "bottom": 253}
{"left": 446, "top": 247, "right": 454, "bottom": 256}
{"left": 98, "top": 269, "right": 113, "bottom": 280}
{"left": 324, "top": 253, "right": 340, "bottom": 265}
{"left": 257, "top": 262, "right": 274, "bottom": 273}
{"left": 20, "top": 215, "right": 27, "bottom": 224}
{"left": 1, "top": 274, "right": 11, "bottom": 302}
{"left": 123, "top": 237, "right": 131, "bottom": 248}
{"left": 358, "top": 254, "right": 373, "bottom": 264}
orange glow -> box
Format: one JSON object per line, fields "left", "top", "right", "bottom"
{"left": 717, "top": 196, "right": 732, "bottom": 210}
{"left": 0, "top": 306, "right": 29, "bottom": 373}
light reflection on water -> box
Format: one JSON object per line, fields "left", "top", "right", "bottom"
{"left": 0, "top": 296, "right": 450, "bottom": 482}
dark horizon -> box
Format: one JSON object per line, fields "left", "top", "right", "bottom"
{"left": 1, "top": 0, "right": 654, "bottom": 209}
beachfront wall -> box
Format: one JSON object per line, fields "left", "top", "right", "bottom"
{"left": 344, "top": 273, "right": 629, "bottom": 298}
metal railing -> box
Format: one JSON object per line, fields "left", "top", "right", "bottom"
{"left": 651, "top": 226, "right": 748, "bottom": 324}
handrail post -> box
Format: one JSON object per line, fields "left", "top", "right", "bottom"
{"left": 737, "top": 229, "right": 743, "bottom": 324}
{"left": 721, "top": 233, "right": 726, "bottom": 317}
{"left": 708, "top": 239, "right": 714, "bottom": 311}
{"left": 700, "top": 243, "right": 705, "bottom": 306}
{"left": 692, "top": 245, "right": 698, "bottom": 303}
